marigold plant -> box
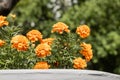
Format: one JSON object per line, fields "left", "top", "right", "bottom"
{"left": 0, "top": 15, "right": 93, "bottom": 69}
{"left": 33, "top": 22, "right": 93, "bottom": 69}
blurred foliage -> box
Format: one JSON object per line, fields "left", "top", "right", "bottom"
{"left": 11, "top": 0, "right": 55, "bottom": 38}
{"left": 7, "top": 0, "right": 120, "bottom": 74}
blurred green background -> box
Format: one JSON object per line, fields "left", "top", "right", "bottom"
{"left": 7, "top": 0, "right": 120, "bottom": 74}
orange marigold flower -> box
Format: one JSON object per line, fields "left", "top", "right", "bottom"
{"left": 51, "top": 22, "right": 70, "bottom": 34}
{"left": 11, "top": 35, "right": 29, "bottom": 51}
{"left": 76, "top": 25, "right": 90, "bottom": 38}
{"left": 80, "top": 42, "right": 93, "bottom": 61}
{"left": 0, "top": 15, "right": 9, "bottom": 27}
{"left": 34, "top": 62, "right": 50, "bottom": 69}
{"left": 0, "top": 39, "right": 5, "bottom": 47}
{"left": 41, "top": 38, "right": 54, "bottom": 45}
{"left": 35, "top": 43, "right": 51, "bottom": 58}
{"left": 73, "top": 57, "right": 87, "bottom": 69}
{"left": 26, "top": 30, "right": 42, "bottom": 43}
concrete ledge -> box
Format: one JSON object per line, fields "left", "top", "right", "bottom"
{"left": 0, "top": 69, "right": 120, "bottom": 80}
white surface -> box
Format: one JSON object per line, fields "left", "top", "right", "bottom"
{"left": 0, "top": 69, "right": 120, "bottom": 80}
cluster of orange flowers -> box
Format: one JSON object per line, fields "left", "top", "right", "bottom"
{"left": 11, "top": 22, "right": 92, "bottom": 69}
{"left": 75, "top": 25, "right": 92, "bottom": 69}
{"left": 0, "top": 15, "right": 93, "bottom": 69}
{"left": 0, "top": 16, "right": 9, "bottom": 27}
{"left": 10, "top": 30, "right": 54, "bottom": 69}
{"left": 50, "top": 22, "right": 92, "bottom": 69}
{"left": 72, "top": 42, "right": 93, "bottom": 69}
{"left": 11, "top": 30, "right": 53, "bottom": 51}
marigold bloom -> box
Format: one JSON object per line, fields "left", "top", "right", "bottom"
{"left": 41, "top": 38, "right": 54, "bottom": 45}
{"left": 0, "top": 39, "right": 5, "bottom": 47}
{"left": 34, "top": 62, "right": 50, "bottom": 69}
{"left": 11, "top": 35, "right": 29, "bottom": 51}
{"left": 0, "top": 15, "right": 9, "bottom": 27}
{"left": 76, "top": 25, "right": 90, "bottom": 38}
{"left": 35, "top": 43, "right": 51, "bottom": 58}
{"left": 80, "top": 42, "right": 93, "bottom": 61}
{"left": 51, "top": 22, "right": 70, "bottom": 34}
{"left": 26, "top": 30, "right": 42, "bottom": 43}
{"left": 73, "top": 57, "right": 87, "bottom": 69}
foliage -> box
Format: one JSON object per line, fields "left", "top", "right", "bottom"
{"left": 60, "top": 0, "right": 120, "bottom": 74}
{"left": 11, "top": 0, "right": 55, "bottom": 38}
{"left": 0, "top": 16, "right": 35, "bottom": 69}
